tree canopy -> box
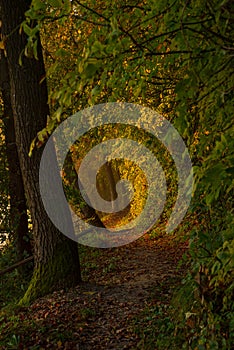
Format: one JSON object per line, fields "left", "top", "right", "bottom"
{"left": 0, "top": 0, "right": 233, "bottom": 348}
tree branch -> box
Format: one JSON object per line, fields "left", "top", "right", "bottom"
{"left": 0, "top": 256, "right": 33, "bottom": 276}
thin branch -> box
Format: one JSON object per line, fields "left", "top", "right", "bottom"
{"left": 73, "top": 0, "right": 110, "bottom": 23}
{"left": 181, "top": 18, "right": 213, "bottom": 25}
{"left": 222, "top": 46, "right": 234, "bottom": 51}
{"left": 128, "top": 0, "right": 177, "bottom": 32}
{"left": 145, "top": 79, "right": 176, "bottom": 87}
{"left": 0, "top": 256, "right": 33, "bottom": 276}
{"left": 207, "top": 58, "right": 233, "bottom": 81}
{"left": 201, "top": 23, "right": 234, "bottom": 44}
{"left": 140, "top": 28, "right": 182, "bottom": 45}
{"left": 74, "top": 15, "right": 109, "bottom": 27}
{"left": 193, "top": 77, "right": 231, "bottom": 105}
{"left": 145, "top": 48, "right": 216, "bottom": 56}
{"left": 118, "top": 24, "right": 146, "bottom": 52}
{"left": 120, "top": 5, "right": 146, "bottom": 11}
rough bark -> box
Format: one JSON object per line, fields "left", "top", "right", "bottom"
{"left": 0, "top": 0, "right": 81, "bottom": 304}
{"left": 0, "top": 37, "right": 32, "bottom": 265}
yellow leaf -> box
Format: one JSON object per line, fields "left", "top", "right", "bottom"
{"left": 57, "top": 340, "right": 62, "bottom": 348}
{"left": 0, "top": 41, "right": 4, "bottom": 50}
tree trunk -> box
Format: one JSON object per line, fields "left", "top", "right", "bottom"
{"left": 63, "top": 151, "right": 105, "bottom": 228}
{"left": 0, "top": 0, "right": 81, "bottom": 304}
{"left": 0, "top": 37, "right": 32, "bottom": 267}
{"left": 98, "top": 162, "right": 119, "bottom": 210}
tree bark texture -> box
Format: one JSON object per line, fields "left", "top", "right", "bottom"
{"left": 0, "top": 38, "right": 32, "bottom": 265}
{"left": 0, "top": 0, "right": 81, "bottom": 303}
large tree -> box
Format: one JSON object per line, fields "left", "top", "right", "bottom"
{"left": 0, "top": 0, "right": 81, "bottom": 304}
{"left": 8, "top": 0, "right": 233, "bottom": 345}
{"left": 22, "top": 0, "right": 233, "bottom": 346}
{"left": 0, "top": 31, "right": 32, "bottom": 267}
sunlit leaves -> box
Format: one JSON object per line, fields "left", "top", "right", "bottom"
{"left": 21, "top": 2, "right": 234, "bottom": 345}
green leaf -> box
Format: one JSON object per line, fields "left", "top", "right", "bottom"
{"left": 204, "top": 163, "right": 226, "bottom": 183}
{"left": 92, "top": 41, "right": 106, "bottom": 55}
{"left": 33, "top": 40, "right": 38, "bottom": 60}
{"left": 32, "top": 0, "right": 47, "bottom": 11}
{"left": 22, "top": 23, "right": 32, "bottom": 36}
{"left": 55, "top": 48, "right": 69, "bottom": 58}
{"left": 62, "top": 0, "right": 71, "bottom": 14}
{"left": 82, "top": 62, "right": 100, "bottom": 79}
{"left": 47, "top": 0, "right": 62, "bottom": 7}
{"left": 206, "top": 192, "right": 215, "bottom": 205}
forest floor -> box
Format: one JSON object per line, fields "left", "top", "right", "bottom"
{"left": 0, "top": 233, "right": 189, "bottom": 349}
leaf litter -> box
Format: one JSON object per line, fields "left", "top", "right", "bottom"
{"left": 0, "top": 234, "right": 188, "bottom": 349}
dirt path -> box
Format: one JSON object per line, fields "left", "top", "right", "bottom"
{"left": 1, "top": 235, "right": 188, "bottom": 349}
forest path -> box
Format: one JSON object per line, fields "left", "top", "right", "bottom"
{"left": 2, "top": 235, "right": 188, "bottom": 349}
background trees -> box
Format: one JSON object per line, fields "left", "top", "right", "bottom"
{"left": 22, "top": 0, "right": 233, "bottom": 346}
{"left": 0, "top": 33, "right": 31, "bottom": 266}
{"left": 0, "top": 0, "right": 233, "bottom": 347}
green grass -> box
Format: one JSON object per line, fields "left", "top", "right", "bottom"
{"left": 0, "top": 245, "right": 32, "bottom": 309}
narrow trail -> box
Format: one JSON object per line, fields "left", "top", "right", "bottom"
{"left": 1, "top": 235, "right": 188, "bottom": 349}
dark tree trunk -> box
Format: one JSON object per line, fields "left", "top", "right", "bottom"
{"left": 98, "top": 162, "right": 119, "bottom": 210}
{"left": 63, "top": 151, "right": 105, "bottom": 228}
{"left": 0, "top": 38, "right": 32, "bottom": 266}
{"left": 0, "top": 0, "right": 81, "bottom": 303}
